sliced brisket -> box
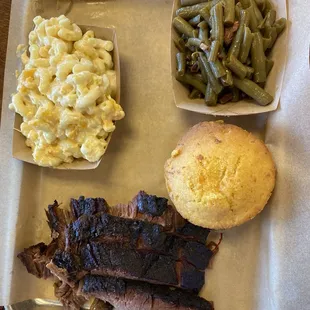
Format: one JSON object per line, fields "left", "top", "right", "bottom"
{"left": 109, "top": 191, "right": 210, "bottom": 245}
{"left": 78, "top": 275, "right": 213, "bottom": 310}
{"left": 176, "top": 222, "right": 211, "bottom": 244}
{"left": 45, "top": 201, "right": 72, "bottom": 249}
{"left": 18, "top": 192, "right": 215, "bottom": 309}
{"left": 65, "top": 212, "right": 212, "bottom": 271}
{"left": 48, "top": 240, "right": 208, "bottom": 292}
{"left": 17, "top": 242, "right": 57, "bottom": 279}
{"left": 110, "top": 191, "right": 186, "bottom": 232}
{"left": 54, "top": 281, "right": 87, "bottom": 310}
{"left": 46, "top": 201, "right": 71, "bottom": 237}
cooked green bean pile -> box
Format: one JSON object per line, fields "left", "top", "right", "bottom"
{"left": 173, "top": 0, "right": 286, "bottom": 106}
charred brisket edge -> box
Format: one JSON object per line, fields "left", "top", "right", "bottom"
{"left": 136, "top": 190, "right": 169, "bottom": 216}
{"left": 50, "top": 242, "right": 206, "bottom": 292}
{"left": 70, "top": 196, "right": 109, "bottom": 221}
{"left": 78, "top": 275, "right": 214, "bottom": 310}
{"left": 65, "top": 213, "right": 212, "bottom": 271}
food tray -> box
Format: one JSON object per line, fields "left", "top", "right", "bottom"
{"left": 170, "top": 0, "right": 287, "bottom": 116}
{"left": 1, "top": 0, "right": 310, "bottom": 309}
{"left": 12, "top": 25, "right": 119, "bottom": 170}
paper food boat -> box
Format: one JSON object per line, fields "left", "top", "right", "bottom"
{"left": 12, "top": 25, "right": 121, "bottom": 170}
{"left": 170, "top": 0, "right": 287, "bottom": 116}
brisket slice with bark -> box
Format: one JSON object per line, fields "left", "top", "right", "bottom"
{"left": 65, "top": 212, "right": 212, "bottom": 271}
{"left": 47, "top": 241, "right": 208, "bottom": 292}
{"left": 70, "top": 191, "right": 188, "bottom": 237}
{"left": 110, "top": 191, "right": 210, "bottom": 244}
{"left": 17, "top": 242, "right": 57, "bottom": 279}
{"left": 78, "top": 275, "right": 213, "bottom": 310}
{"left": 17, "top": 197, "right": 109, "bottom": 280}
{"left": 18, "top": 192, "right": 214, "bottom": 309}
{"left": 110, "top": 191, "right": 186, "bottom": 231}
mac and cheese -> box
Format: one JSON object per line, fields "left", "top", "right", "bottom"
{"left": 9, "top": 15, "right": 124, "bottom": 167}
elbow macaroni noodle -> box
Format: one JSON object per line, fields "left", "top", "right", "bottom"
{"left": 9, "top": 15, "right": 125, "bottom": 167}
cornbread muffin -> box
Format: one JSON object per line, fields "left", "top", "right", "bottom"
{"left": 164, "top": 121, "right": 276, "bottom": 230}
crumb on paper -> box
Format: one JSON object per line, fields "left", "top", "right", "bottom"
{"left": 171, "top": 149, "right": 181, "bottom": 158}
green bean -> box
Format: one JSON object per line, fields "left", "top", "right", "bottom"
{"left": 220, "top": 69, "right": 233, "bottom": 86}
{"left": 189, "top": 88, "right": 203, "bottom": 99}
{"left": 227, "top": 9, "right": 249, "bottom": 59}
{"left": 235, "top": 2, "right": 242, "bottom": 20}
{"left": 251, "top": 32, "right": 266, "bottom": 83}
{"left": 246, "top": 57, "right": 251, "bottom": 66}
{"left": 246, "top": 66, "right": 254, "bottom": 79}
{"left": 227, "top": 23, "right": 244, "bottom": 59}
{"left": 173, "top": 16, "right": 196, "bottom": 37}
{"left": 176, "top": 2, "right": 211, "bottom": 20}
{"left": 243, "top": 9, "right": 251, "bottom": 27}
{"left": 257, "top": 10, "right": 275, "bottom": 30}
{"left": 199, "top": 53, "right": 223, "bottom": 94}
{"left": 239, "top": 26, "right": 253, "bottom": 63}
{"left": 174, "top": 38, "right": 186, "bottom": 52}
{"left": 266, "top": 58, "right": 274, "bottom": 76}
{"left": 259, "top": 9, "right": 276, "bottom": 29}
{"left": 176, "top": 71, "right": 207, "bottom": 94}
{"left": 187, "top": 38, "right": 202, "bottom": 47}
{"left": 226, "top": 55, "right": 249, "bottom": 79}
{"left": 232, "top": 77, "right": 273, "bottom": 105}
{"left": 263, "top": 37, "right": 271, "bottom": 51}
{"left": 181, "top": 0, "right": 208, "bottom": 7}
{"left": 218, "top": 48, "right": 227, "bottom": 60}
{"left": 248, "top": 5, "right": 259, "bottom": 32}
{"left": 208, "top": 0, "right": 223, "bottom": 7}
{"left": 198, "top": 20, "right": 208, "bottom": 31}
{"left": 240, "top": 0, "right": 250, "bottom": 8}
{"left": 263, "top": 26, "right": 277, "bottom": 49}
{"left": 232, "top": 87, "right": 240, "bottom": 101}
{"left": 198, "top": 21, "right": 210, "bottom": 46}
{"left": 254, "top": 0, "right": 265, "bottom": 10}
{"left": 204, "top": 49, "right": 226, "bottom": 78}
{"left": 262, "top": 0, "right": 273, "bottom": 16}
{"left": 188, "top": 15, "right": 202, "bottom": 26}
{"left": 209, "top": 40, "right": 220, "bottom": 61}
{"left": 210, "top": 60, "right": 226, "bottom": 78}
{"left": 224, "top": 0, "right": 235, "bottom": 26}
{"left": 210, "top": 3, "right": 224, "bottom": 47}
{"left": 250, "top": 0, "right": 263, "bottom": 24}
{"left": 176, "top": 52, "right": 186, "bottom": 76}
{"left": 274, "top": 18, "right": 286, "bottom": 35}
{"left": 192, "top": 73, "right": 205, "bottom": 82}
{"left": 210, "top": 15, "right": 215, "bottom": 39}
{"left": 205, "top": 83, "right": 218, "bottom": 106}
{"left": 200, "top": 6, "right": 212, "bottom": 27}
{"left": 198, "top": 57, "right": 209, "bottom": 83}
{"left": 193, "top": 29, "right": 199, "bottom": 38}
{"left": 187, "top": 44, "right": 196, "bottom": 53}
